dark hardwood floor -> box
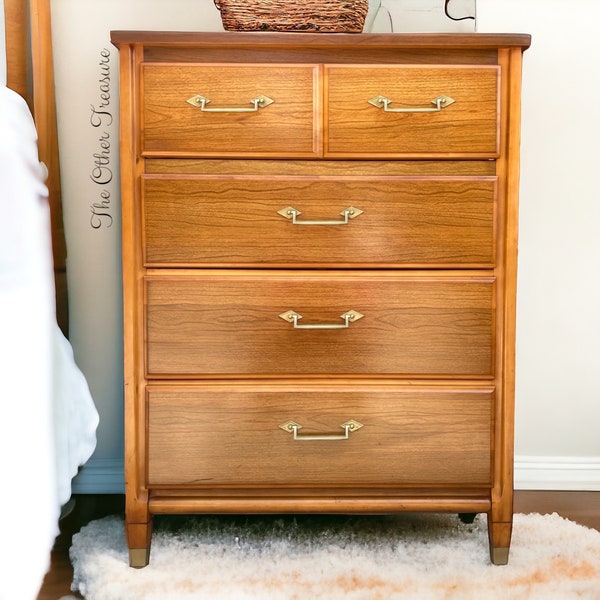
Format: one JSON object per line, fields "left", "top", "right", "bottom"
{"left": 37, "top": 495, "right": 125, "bottom": 600}
{"left": 36, "top": 491, "right": 600, "bottom": 600}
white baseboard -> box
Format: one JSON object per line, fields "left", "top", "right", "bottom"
{"left": 70, "top": 455, "right": 600, "bottom": 494}
{"left": 71, "top": 458, "right": 124, "bottom": 494}
{"left": 515, "top": 456, "right": 600, "bottom": 491}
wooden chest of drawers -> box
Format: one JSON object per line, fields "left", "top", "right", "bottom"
{"left": 111, "top": 31, "right": 530, "bottom": 567}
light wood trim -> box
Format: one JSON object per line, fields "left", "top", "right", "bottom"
{"left": 149, "top": 496, "right": 492, "bottom": 515}
{"left": 119, "top": 42, "right": 150, "bottom": 529}
{"left": 496, "top": 47, "right": 524, "bottom": 521}
{"left": 29, "top": 0, "right": 67, "bottom": 268}
{"left": 145, "top": 159, "right": 497, "bottom": 176}
{"left": 150, "top": 485, "right": 492, "bottom": 497}
{"left": 487, "top": 48, "right": 524, "bottom": 548}
{"left": 4, "top": 0, "right": 30, "bottom": 102}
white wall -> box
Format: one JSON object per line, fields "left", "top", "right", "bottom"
{"left": 477, "top": 0, "right": 600, "bottom": 489}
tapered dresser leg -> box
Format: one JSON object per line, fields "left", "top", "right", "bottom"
{"left": 126, "top": 520, "right": 153, "bottom": 568}
{"left": 487, "top": 517, "right": 512, "bottom": 565}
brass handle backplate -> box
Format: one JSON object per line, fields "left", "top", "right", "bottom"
{"left": 279, "top": 309, "right": 364, "bottom": 330}
{"left": 368, "top": 95, "right": 455, "bottom": 113}
{"left": 277, "top": 206, "right": 363, "bottom": 226}
{"left": 279, "top": 419, "right": 364, "bottom": 441}
{"left": 186, "top": 94, "right": 275, "bottom": 113}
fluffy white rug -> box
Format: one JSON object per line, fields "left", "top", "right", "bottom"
{"left": 69, "top": 512, "right": 600, "bottom": 599}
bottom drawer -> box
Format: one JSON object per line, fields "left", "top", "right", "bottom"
{"left": 147, "top": 384, "right": 494, "bottom": 488}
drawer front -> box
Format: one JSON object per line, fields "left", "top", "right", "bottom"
{"left": 145, "top": 272, "right": 495, "bottom": 377}
{"left": 147, "top": 385, "right": 494, "bottom": 487}
{"left": 142, "top": 176, "right": 496, "bottom": 268}
{"left": 141, "top": 64, "right": 319, "bottom": 157}
{"left": 326, "top": 65, "right": 500, "bottom": 157}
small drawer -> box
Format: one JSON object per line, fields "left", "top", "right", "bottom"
{"left": 141, "top": 63, "right": 320, "bottom": 157}
{"left": 147, "top": 384, "right": 494, "bottom": 487}
{"left": 142, "top": 175, "right": 497, "bottom": 268}
{"left": 145, "top": 271, "right": 495, "bottom": 378}
{"left": 325, "top": 65, "right": 500, "bottom": 157}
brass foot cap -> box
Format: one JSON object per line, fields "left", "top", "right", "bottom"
{"left": 491, "top": 547, "right": 510, "bottom": 565}
{"left": 129, "top": 548, "right": 150, "bottom": 568}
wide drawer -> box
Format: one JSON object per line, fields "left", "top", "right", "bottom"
{"left": 141, "top": 64, "right": 319, "bottom": 157}
{"left": 142, "top": 175, "right": 497, "bottom": 268}
{"left": 325, "top": 65, "right": 500, "bottom": 157}
{"left": 145, "top": 271, "right": 495, "bottom": 377}
{"left": 146, "top": 384, "right": 494, "bottom": 487}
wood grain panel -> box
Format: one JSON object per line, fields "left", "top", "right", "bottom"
{"left": 141, "top": 64, "right": 319, "bottom": 157}
{"left": 147, "top": 385, "right": 494, "bottom": 487}
{"left": 145, "top": 271, "right": 495, "bottom": 377}
{"left": 142, "top": 175, "right": 497, "bottom": 268}
{"left": 145, "top": 159, "right": 496, "bottom": 177}
{"left": 141, "top": 46, "right": 500, "bottom": 67}
{"left": 326, "top": 65, "right": 499, "bottom": 157}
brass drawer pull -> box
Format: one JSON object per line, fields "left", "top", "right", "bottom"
{"left": 277, "top": 206, "right": 363, "bottom": 225}
{"left": 279, "top": 419, "right": 364, "bottom": 441}
{"left": 368, "top": 95, "right": 455, "bottom": 113}
{"left": 186, "top": 94, "right": 275, "bottom": 113}
{"left": 279, "top": 309, "right": 364, "bottom": 329}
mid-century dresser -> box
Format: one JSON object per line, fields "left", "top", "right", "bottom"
{"left": 111, "top": 31, "right": 530, "bottom": 567}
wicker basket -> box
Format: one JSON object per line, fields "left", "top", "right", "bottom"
{"left": 214, "top": 0, "right": 369, "bottom": 33}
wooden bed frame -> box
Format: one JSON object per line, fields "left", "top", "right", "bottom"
{"left": 4, "top": 0, "right": 68, "bottom": 334}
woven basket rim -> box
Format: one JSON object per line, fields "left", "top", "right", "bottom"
{"left": 213, "top": 0, "right": 369, "bottom": 33}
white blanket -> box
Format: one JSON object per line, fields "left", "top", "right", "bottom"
{"left": 0, "top": 86, "right": 99, "bottom": 600}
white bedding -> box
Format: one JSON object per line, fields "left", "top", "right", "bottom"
{"left": 0, "top": 85, "right": 99, "bottom": 600}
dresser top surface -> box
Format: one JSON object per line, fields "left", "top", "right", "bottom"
{"left": 110, "top": 31, "right": 531, "bottom": 51}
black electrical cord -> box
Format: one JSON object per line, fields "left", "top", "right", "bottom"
{"left": 444, "top": 0, "right": 475, "bottom": 21}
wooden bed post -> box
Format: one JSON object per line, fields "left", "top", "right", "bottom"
{"left": 4, "top": 0, "right": 69, "bottom": 334}
{"left": 4, "top": 0, "right": 31, "bottom": 103}
{"left": 29, "top": 0, "right": 69, "bottom": 335}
